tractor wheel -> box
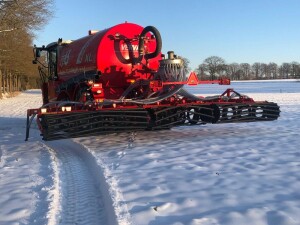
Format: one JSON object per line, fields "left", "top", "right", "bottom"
{"left": 75, "top": 85, "right": 94, "bottom": 102}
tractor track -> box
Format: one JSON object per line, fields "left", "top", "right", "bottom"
{"left": 45, "top": 140, "right": 118, "bottom": 225}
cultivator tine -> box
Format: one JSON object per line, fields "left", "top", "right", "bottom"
{"left": 148, "top": 102, "right": 280, "bottom": 130}
{"left": 154, "top": 118, "right": 186, "bottom": 129}
{"left": 44, "top": 127, "right": 146, "bottom": 141}
{"left": 40, "top": 109, "right": 150, "bottom": 140}
{"left": 217, "top": 102, "right": 280, "bottom": 123}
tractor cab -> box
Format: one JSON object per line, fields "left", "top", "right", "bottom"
{"left": 33, "top": 42, "right": 58, "bottom": 81}
{"left": 33, "top": 41, "right": 61, "bottom": 104}
{"left": 46, "top": 42, "right": 58, "bottom": 80}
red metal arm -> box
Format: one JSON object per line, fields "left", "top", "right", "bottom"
{"left": 162, "top": 72, "right": 231, "bottom": 86}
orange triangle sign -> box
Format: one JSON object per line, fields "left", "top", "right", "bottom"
{"left": 187, "top": 72, "right": 199, "bottom": 85}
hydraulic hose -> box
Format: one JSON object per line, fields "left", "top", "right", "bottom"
{"left": 138, "top": 26, "right": 162, "bottom": 61}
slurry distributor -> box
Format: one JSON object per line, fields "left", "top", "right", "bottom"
{"left": 25, "top": 22, "right": 280, "bottom": 141}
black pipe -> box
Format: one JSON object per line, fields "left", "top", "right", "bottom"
{"left": 138, "top": 26, "right": 162, "bottom": 61}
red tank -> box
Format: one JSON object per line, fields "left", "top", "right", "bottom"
{"left": 53, "top": 22, "right": 161, "bottom": 100}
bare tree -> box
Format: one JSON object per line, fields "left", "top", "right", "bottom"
{"left": 195, "top": 63, "right": 207, "bottom": 80}
{"left": 268, "top": 62, "right": 278, "bottom": 79}
{"left": 203, "top": 56, "right": 226, "bottom": 80}
{"left": 178, "top": 56, "right": 191, "bottom": 74}
{"left": 278, "top": 65, "right": 284, "bottom": 79}
{"left": 260, "top": 63, "right": 269, "bottom": 79}
{"left": 290, "top": 62, "right": 300, "bottom": 78}
{"left": 225, "top": 63, "right": 240, "bottom": 80}
{"left": 0, "top": 0, "right": 53, "bottom": 97}
{"left": 0, "top": 0, "right": 54, "bottom": 33}
{"left": 281, "top": 63, "right": 291, "bottom": 79}
{"left": 252, "top": 63, "right": 261, "bottom": 79}
{"left": 0, "top": 69, "right": 2, "bottom": 98}
{"left": 240, "top": 63, "right": 251, "bottom": 80}
{"left": 195, "top": 58, "right": 300, "bottom": 81}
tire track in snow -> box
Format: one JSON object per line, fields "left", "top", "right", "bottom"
{"left": 46, "top": 140, "right": 118, "bottom": 225}
{"left": 0, "top": 146, "right": 3, "bottom": 167}
{"left": 47, "top": 147, "right": 61, "bottom": 225}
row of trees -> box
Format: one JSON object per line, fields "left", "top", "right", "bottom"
{"left": 0, "top": 0, "right": 53, "bottom": 98}
{"left": 0, "top": 0, "right": 298, "bottom": 99}
{"left": 195, "top": 56, "right": 300, "bottom": 80}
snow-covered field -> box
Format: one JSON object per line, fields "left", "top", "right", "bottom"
{"left": 0, "top": 81, "right": 300, "bottom": 225}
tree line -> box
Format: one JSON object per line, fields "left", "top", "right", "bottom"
{"left": 0, "top": 0, "right": 53, "bottom": 98}
{"left": 1, "top": 1, "right": 298, "bottom": 100}
{"left": 195, "top": 56, "right": 300, "bottom": 80}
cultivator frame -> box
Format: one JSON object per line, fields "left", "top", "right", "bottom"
{"left": 25, "top": 85, "right": 280, "bottom": 141}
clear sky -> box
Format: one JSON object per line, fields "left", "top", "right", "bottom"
{"left": 34, "top": 0, "right": 300, "bottom": 70}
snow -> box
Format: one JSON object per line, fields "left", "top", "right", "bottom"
{"left": 0, "top": 81, "right": 300, "bottom": 225}
{"left": 0, "top": 91, "right": 58, "bottom": 225}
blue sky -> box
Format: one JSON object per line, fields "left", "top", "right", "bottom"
{"left": 35, "top": 0, "right": 300, "bottom": 70}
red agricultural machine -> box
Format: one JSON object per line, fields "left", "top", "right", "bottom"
{"left": 25, "top": 22, "right": 280, "bottom": 141}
